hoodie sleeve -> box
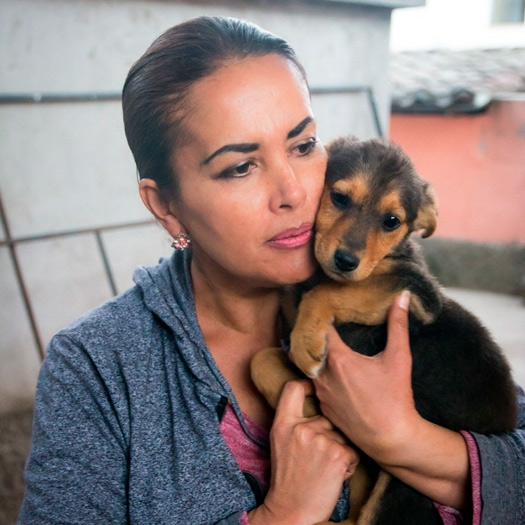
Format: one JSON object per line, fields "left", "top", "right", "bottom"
{"left": 468, "top": 384, "right": 525, "bottom": 525}
{"left": 18, "top": 334, "right": 129, "bottom": 524}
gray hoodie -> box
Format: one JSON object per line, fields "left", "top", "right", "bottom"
{"left": 18, "top": 250, "right": 525, "bottom": 524}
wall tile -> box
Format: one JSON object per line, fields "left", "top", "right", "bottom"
{"left": 0, "top": 103, "right": 148, "bottom": 239}
{"left": 101, "top": 222, "right": 172, "bottom": 294}
{"left": 16, "top": 234, "right": 113, "bottom": 348}
{"left": 0, "top": 248, "right": 41, "bottom": 415}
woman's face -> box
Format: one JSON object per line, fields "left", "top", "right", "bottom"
{"left": 171, "top": 54, "right": 327, "bottom": 288}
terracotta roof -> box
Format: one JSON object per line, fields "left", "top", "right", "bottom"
{"left": 390, "top": 48, "right": 525, "bottom": 113}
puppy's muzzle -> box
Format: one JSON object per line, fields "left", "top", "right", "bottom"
{"left": 334, "top": 249, "right": 360, "bottom": 272}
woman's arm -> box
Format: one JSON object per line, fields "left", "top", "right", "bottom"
{"left": 18, "top": 334, "right": 129, "bottom": 524}
{"left": 313, "top": 293, "right": 472, "bottom": 512}
{"left": 468, "top": 385, "right": 525, "bottom": 523}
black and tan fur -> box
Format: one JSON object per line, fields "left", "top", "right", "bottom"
{"left": 251, "top": 136, "right": 518, "bottom": 524}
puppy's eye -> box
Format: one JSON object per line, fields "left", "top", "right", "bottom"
{"left": 382, "top": 215, "right": 401, "bottom": 231}
{"left": 331, "top": 192, "right": 350, "bottom": 210}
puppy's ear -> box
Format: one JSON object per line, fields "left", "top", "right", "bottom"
{"left": 325, "top": 135, "right": 359, "bottom": 155}
{"left": 414, "top": 182, "right": 438, "bottom": 238}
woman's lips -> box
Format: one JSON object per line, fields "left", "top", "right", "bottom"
{"left": 268, "top": 223, "right": 313, "bottom": 248}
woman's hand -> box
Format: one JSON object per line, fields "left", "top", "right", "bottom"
{"left": 248, "top": 380, "right": 359, "bottom": 525}
{"left": 313, "top": 292, "right": 471, "bottom": 511}
{"left": 314, "top": 291, "right": 419, "bottom": 461}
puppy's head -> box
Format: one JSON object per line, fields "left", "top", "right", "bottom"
{"left": 315, "top": 136, "right": 437, "bottom": 282}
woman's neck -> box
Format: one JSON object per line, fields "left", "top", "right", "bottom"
{"left": 190, "top": 254, "right": 283, "bottom": 430}
{"left": 190, "top": 256, "right": 282, "bottom": 347}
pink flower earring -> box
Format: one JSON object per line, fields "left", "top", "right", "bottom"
{"left": 171, "top": 232, "right": 192, "bottom": 251}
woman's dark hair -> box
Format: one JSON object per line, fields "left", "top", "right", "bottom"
{"left": 122, "top": 16, "right": 308, "bottom": 198}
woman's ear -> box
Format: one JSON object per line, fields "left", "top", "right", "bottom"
{"left": 138, "top": 178, "right": 185, "bottom": 236}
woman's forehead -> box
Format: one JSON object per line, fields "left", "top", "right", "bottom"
{"left": 183, "top": 54, "right": 313, "bottom": 145}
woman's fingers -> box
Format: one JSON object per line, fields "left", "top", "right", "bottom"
{"left": 344, "top": 445, "right": 361, "bottom": 477}
{"left": 324, "top": 290, "right": 411, "bottom": 368}
{"left": 265, "top": 379, "right": 361, "bottom": 523}
{"left": 273, "top": 379, "right": 312, "bottom": 423}
{"left": 274, "top": 380, "right": 336, "bottom": 436}
{"left": 384, "top": 290, "right": 412, "bottom": 367}
{"left": 323, "top": 428, "right": 350, "bottom": 446}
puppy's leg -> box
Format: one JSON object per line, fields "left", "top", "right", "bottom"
{"left": 360, "top": 474, "right": 443, "bottom": 524}
{"left": 349, "top": 460, "right": 379, "bottom": 523}
{"left": 355, "top": 471, "right": 391, "bottom": 525}
{"left": 251, "top": 347, "right": 319, "bottom": 417}
{"left": 313, "top": 465, "right": 383, "bottom": 525}
{"left": 289, "top": 288, "right": 335, "bottom": 378}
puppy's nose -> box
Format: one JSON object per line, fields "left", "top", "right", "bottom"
{"left": 334, "top": 250, "right": 360, "bottom": 272}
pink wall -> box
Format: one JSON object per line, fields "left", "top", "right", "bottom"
{"left": 390, "top": 100, "right": 525, "bottom": 244}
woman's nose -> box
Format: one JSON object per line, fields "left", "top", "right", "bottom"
{"left": 268, "top": 158, "right": 307, "bottom": 212}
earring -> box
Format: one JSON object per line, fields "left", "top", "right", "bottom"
{"left": 171, "top": 232, "right": 192, "bottom": 251}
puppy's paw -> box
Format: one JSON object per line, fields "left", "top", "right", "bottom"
{"left": 289, "top": 331, "right": 329, "bottom": 379}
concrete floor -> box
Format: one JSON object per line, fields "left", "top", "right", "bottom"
{"left": 446, "top": 288, "right": 525, "bottom": 388}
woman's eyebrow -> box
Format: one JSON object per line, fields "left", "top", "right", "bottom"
{"left": 201, "top": 116, "right": 314, "bottom": 166}
{"left": 202, "top": 143, "right": 259, "bottom": 166}
{"left": 287, "top": 116, "right": 313, "bottom": 139}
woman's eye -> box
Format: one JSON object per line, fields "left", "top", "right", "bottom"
{"left": 218, "top": 161, "right": 255, "bottom": 179}
{"left": 293, "top": 138, "right": 318, "bottom": 156}
{"left": 331, "top": 192, "right": 351, "bottom": 210}
{"left": 382, "top": 215, "right": 401, "bottom": 231}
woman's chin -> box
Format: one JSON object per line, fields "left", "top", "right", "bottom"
{"left": 271, "top": 258, "right": 319, "bottom": 286}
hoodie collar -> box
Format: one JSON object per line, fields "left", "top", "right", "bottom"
{"left": 132, "top": 249, "right": 227, "bottom": 393}
{"left": 133, "top": 249, "right": 271, "bottom": 447}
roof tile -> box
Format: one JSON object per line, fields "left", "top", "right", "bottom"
{"left": 391, "top": 48, "right": 525, "bottom": 113}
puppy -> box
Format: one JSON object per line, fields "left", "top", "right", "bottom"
{"left": 251, "top": 136, "right": 518, "bottom": 524}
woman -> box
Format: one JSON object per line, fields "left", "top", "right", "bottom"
{"left": 19, "top": 17, "right": 525, "bottom": 524}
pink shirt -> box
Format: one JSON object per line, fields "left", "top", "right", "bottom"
{"left": 219, "top": 404, "right": 482, "bottom": 525}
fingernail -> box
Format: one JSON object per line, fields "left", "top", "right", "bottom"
{"left": 399, "top": 290, "right": 410, "bottom": 311}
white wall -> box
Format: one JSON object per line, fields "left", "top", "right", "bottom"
{"left": 391, "top": 0, "right": 525, "bottom": 51}
{"left": 0, "top": 0, "right": 401, "bottom": 415}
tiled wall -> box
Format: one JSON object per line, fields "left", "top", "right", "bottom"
{"left": 0, "top": 99, "right": 174, "bottom": 414}
{"left": 0, "top": 0, "right": 395, "bottom": 415}
{"left": 0, "top": 220, "right": 172, "bottom": 415}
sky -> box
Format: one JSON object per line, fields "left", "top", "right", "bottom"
{"left": 390, "top": 0, "right": 525, "bottom": 51}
